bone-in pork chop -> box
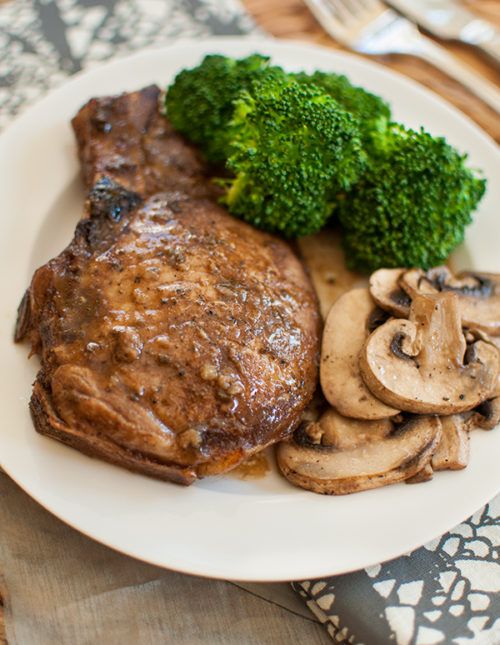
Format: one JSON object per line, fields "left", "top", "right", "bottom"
{"left": 71, "top": 84, "right": 220, "bottom": 200}
{"left": 16, "top": 87, "right": 321, "bottom": 485}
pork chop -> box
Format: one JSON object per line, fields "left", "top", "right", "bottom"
{"left": 16, "top": 87, "right": 321, "bottom": 485}
{"left": 71, "top": 84, "right": 219, "bottom": 200}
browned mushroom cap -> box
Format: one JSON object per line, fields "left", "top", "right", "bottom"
{"left": 276, "top": 408, "right": 441, "bottom": 495}
{"left": 320, "top": 288, "right": 400, "bottom": 420}
{"left": 369, "top": 268, "right": 411, "bottom": 317}
{"left": 401, "top": 267, "right": 500, "bottom": 336}
{"left": 359, "top": 291, "right": 500, "bottom": 414}
{"left": 431, "top": 414, "right": 469, "bottom": 471}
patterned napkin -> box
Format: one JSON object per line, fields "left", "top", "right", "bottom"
{"left": 1, "top": 1, "right": 499, "bottom": 644}
{"left": 293, "top": 497, "right": 500, "bottom": 644}
{"left": 0, "top": 0, "right": 260, "bottom": 130}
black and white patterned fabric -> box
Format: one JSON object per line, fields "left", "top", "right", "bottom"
{"left": 294, "top": 496, "right": 500, "bottom": 644}
{"left": 0, "top": 0, "right": 259, "bottom": 130}
{"left": 1, "top": 2, "right": 499, "bottom": 643}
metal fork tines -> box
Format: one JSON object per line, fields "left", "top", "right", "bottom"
{"left": 304, "top": 0, "right": 500, "bottom": 113}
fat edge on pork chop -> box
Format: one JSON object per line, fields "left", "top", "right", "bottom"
{"left": 15, "top": 85, "right": 321, "bottom": 485}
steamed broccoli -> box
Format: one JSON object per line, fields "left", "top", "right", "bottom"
{"left": 221, "top": 76, "right": 365, "bottom": 237}
{"left": 338, "top": 124, "right": 486, "bottom": 273}
{"left": 165, "top": 55, "right": 485, "bottom": 256}
{"left": 165, "top": 54, "right": 288, "bottom": 162}
{"left": 292, "top": 70, "right": 391, "bottom": 149}
{"left": 166, "top": 56, "right": 390, "bottom": 164}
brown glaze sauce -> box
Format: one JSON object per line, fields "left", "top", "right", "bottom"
{"left": 229, "top": 447, "right": 272, "bottom": 480}
{"left": 297, "top": 227, "right": 367, "bottom": 319}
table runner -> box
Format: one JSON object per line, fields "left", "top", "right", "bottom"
{"left": 1, "top": 1, "right": 499, "bottom": 643}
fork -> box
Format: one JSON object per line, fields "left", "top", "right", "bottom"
{"left": 303, "top": 0, "right": 500, "bottom": 114}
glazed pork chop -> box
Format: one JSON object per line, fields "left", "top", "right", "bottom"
{"left": 15, "top": 87, "right": 321, "bottom": 485}
{"left": 71, "top": 84, "right": 219, "bottom": 200}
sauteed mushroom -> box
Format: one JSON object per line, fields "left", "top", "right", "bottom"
{"left": 369, "top": 268, "right": 411, "bottom": 317}
{"left": 277, "top": 408, "right": 441, "bottom": 495}
{"left": 408, "top": 414, "right": 470, "bottom": 482}
{"left": 320, "top": 288, "right": 399, "bottom": 419}
{"left": 359, "top": 291, "right": 500, "bottom": 414}
{"left": 401, "top": 267, "right": 500, "bottom": 336}
{"left": 431, "top": 414, "right": 469, "bottom": 471}
{"left": 279, "top": 267, "right": 500, "bottom": 496}
{"left": 468, "top": 396, "right": 500, "bottom": 430}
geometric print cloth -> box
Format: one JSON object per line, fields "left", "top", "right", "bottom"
{"left": 293, "top": 497, "right": 500, "bottom": 644}
{"left": 0, "top": 0, "right": 260, "bottom": 130}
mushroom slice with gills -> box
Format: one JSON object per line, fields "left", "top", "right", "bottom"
{"left": 457, "top": 339, "right": 500, "bottom": 427}
{"left": 464, "top": 329, "right": 500, "bottom": 399}
{"left": 276, "top": 408, "right": 442, "bottom": 495}
{"left": 431, "top": 414, "right": 469, "bottom": 471}
{"left": 369, "top": 268, "right": 411, "bottom": 317}
{"left": 467, "top": 396, "right": 500, "bottom": 430}
{"left": 401, "top": 267, "right": 500, "bottom": 336}
{"left": 465, "top": 330, "right": 500, "bottom": 398}
{"left": 320, "top": 288, "right": 400, "bottom": 420}
{"left": 408, "top": 412, "right": 470, "bottom": 482}
{"left": 360, "top": 291, "right": 500, "bottom": 415}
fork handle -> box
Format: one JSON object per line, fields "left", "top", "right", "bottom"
{"left": 403, "top": 33, "right": 500, "bottom": 114}
{"left": 445, "top": 18, "right": 500, "bottom": 69}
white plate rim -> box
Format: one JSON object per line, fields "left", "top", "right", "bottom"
{"left": 0, "top": 36, "right": 499, "bottom": 582}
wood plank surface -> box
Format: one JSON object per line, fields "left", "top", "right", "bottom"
{"left": 0, "top": 469, "right": 332, "bottom": 645}
{"left": 0, "top": 595, "right": 7, "bottom": 645}
{"left": 0, "top": 590, "right": 5, "bottom": 645}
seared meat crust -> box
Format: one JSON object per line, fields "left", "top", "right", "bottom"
{"left": 71, "top": 84, "right": 219, "bottom": 200}
{"left": 17, "top": 87, "right": 321, "bottom": 483}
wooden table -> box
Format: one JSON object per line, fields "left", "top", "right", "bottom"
{"left": 0, "top": 591, "right": 5, "bottom": 645}
{"left": 1, "top": 1, "right": 499, "bottom": 643}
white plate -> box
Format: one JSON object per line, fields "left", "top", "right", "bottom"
{"left": 0, "top": 37, "right": 499, "bottom": 582}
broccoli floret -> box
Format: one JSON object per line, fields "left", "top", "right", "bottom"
{"left": 166, "top": 55, "right": 366, "bottom": 236}
{"left": 165, "top": 55, "right": 485, "bottom": 254}
{"left": 165, "top": 54, "right": 288, "bottom": 162}
{"left": 338, "top": 124, "right": 486, "bottom": 273}
{"left": 222, "top": 76, "right": 365, "bottom": 238}
{"left": 293, "top": 70, "right": 391, "bottom": 149}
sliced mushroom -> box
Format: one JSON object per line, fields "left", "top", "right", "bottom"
{"left": 320, "top": 288, "right": 399, "bottom": 420}
{"left": 401, "top": 267, "right": 500, "bottom": 336}
{"left": 408, "top": 413, "right": 470, "bottom": 481}
{"left": 277, "top": 408, "right": 441, "bottom": 495}
{"left": 489, "top": 335, "right": 500, "bottom": 353}
{"left": 467, "top": 396, "right": 500, "bottom": 430}
{"left": 297, "top": 407, "right": 395, "bottom": 448}
{"left": 369, "top": 268, "right": 411, "bottom": 317}
{"left": 360, "top": 291, "right": 500, "bottom": 414}
{"left": 464, "top": 330, "right": 500, "bottom": 398}
{"left": 431, "top": 414, "right": 469, "bottom": 471}
{"left": 405, "top": 463, "right": 434, "bottom": 484}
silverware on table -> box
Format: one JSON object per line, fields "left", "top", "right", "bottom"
{"left": 303, "top": 0, "right": 500, "bottom": 113}
{"left": 385, "top": 0, "right": 500, "bottom": 67}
